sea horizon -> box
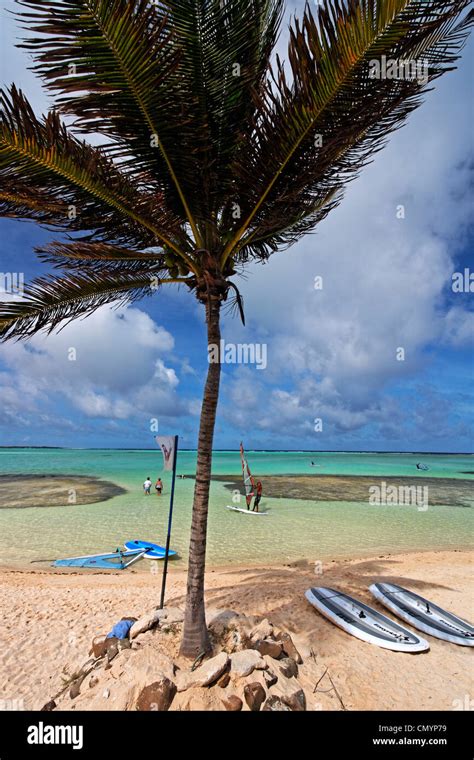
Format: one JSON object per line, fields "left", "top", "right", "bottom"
{"left": 1, "top": 446, "right": 473, "bottom": 455}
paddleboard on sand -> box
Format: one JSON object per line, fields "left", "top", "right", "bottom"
{"left": 305, "top": 587, "right": 429, "bottom": 652}
{"left": 370, "top": 583, "right": 474, "bottom": 647}
{"left": 124, "top": 540, "right": 177, "bottom": 559}
{"left": 226, "top": 505, "right": 268, "bottom": 516}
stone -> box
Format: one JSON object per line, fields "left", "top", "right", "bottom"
{"left": 263, "top": 669, "right": 278, "bottom": 688}
{"left": 275, "top": 632, "right": 303, "bottom": 664}
{"left": 122, "top": 649, "right": 175, "bottom": 685}
{"left": 249, "top": 618, "right": 274, "bottom": 642}
{"left": 104, "top": 639, "right": 119, "bottom": 667}
{"left": 221, "top": 695, "right": 243, "bottom": 712}
{"left": 90, "top": 635, "right": 108, "bottom": 659}
{"left": 216, "top": 671, "right": 231, "bottom": 688}
{"left": 208, "top": 610, "right": 252, "bottom": 652}
{"left": 262, "top": 696, "right": 292, "bottom": 711}
{"left": 279, "top": 657, "right": 298, "bottom": 678}
{"left": 244, "top": 682, "right": 266, "bottom": 712}
{"left": 89, "top": 675, "right": 99, "bottom": 689}
{"left": 130, "top": 609, "right": 162, "bottom": 639}
{"left": 230, "top": 649, "right": 266, "bottom": 677}
{"left": 281, "top": 688, "right": 306, "bottom": 712}
{"left": 40, "top": 700, "right": 56, "bottom": 712}
{"left": 273, "top": 675, "right": 307, "bottom": 712}
{"left": 253, "top": 639, "right": 283, "bottom": 659}
{"left": 175, "top": 652, "right": 229, "bottom": 692}
{"left": 155, "top": 606, "right": 185, "bottom": 624}
{"left": 136, "top": 677, "right": 177, "bottom": 712}
{"left": 207, "top": 608, "right": 242, "bottom": 624}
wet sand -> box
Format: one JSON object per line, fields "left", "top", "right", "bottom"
{"left": 210, "top": 474, "right": 474, "bottom": 507}
{"left": 0, "top": 475, "right": 126, "bottom": 509}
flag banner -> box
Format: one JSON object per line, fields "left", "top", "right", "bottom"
{"left": 155, "top": 436, "right": 176, "bottom": 471}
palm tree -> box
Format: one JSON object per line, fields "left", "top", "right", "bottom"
{"left": 0, "top": 0, "right": 471, "bottom": 657}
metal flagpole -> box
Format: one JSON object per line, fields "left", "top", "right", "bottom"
{"left": 159, "top": 434, "right": 178, "bottom": 609}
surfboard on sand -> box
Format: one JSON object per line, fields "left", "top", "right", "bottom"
{"left": 305, "top": 587, "right": 429, "bottom": 652}
{"left": 370, "top": 582, "right": 474, "bottom": 647}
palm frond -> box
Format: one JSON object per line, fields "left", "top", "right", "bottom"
{"left": 0, "top": 269, "right": 164, "bottom": 340}
{"left": 14, "top": 0, "right": 203, "bottom": 243}
{"left": 221, "top": 0, "right": 473, "bottom": 264}
{"left": 36, "top": 241, "right": 169, "bottom": 274}
{"left": 154, "top": 0, "right": 284, "bottom": 240}
{"left": 0, "top": 85, "right": 195, "bottom": 266}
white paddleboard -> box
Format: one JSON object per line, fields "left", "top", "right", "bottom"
{"left": 370, "top": 583, "right": 474, "bottom": 647}
{"left": 305, "top": 587, "right": 429, "bottom": 652}
{"left": 226, "top": 505, "right": 268, "bottom": 516}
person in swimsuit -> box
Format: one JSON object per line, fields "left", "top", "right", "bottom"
{"left": 252, "top": 481, "right": 263, "bottom": 512}
{"left": 155, "top": 477, "right": 163, "bottom": 495}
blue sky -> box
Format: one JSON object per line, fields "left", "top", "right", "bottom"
{"left": 0, "top": 1, "right": 473, "bottom": 452}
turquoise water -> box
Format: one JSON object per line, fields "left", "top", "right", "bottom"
{"left": 0, "top": 449, "right": 472, "bottom": 568}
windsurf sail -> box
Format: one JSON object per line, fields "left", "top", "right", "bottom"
{"left": 416, "top": 463, "right": 429, "bottom": 471}
{"left": 240, "top": 442, "right": 255, "bottom": 509}
{"left": 53, "top": 548, "right": 145, "bottom": 570}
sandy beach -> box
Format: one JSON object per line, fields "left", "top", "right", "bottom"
{"left": 0, "top": 549, "right": 472, "bottom": 711}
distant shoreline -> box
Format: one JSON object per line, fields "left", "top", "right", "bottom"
{"left": 0, "top": 447, "right": 472, "bottom": 454}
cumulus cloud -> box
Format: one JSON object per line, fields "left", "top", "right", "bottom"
{"left": 0, "top": 305, "right": 194, "bottom": 429}
{"left": 217, "top": 37, "right": 474, "bottom": 447}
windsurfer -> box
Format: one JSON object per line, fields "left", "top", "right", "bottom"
{"left": 252, "top": 481, "right": 263, "bottom": 512}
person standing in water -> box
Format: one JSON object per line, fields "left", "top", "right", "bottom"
{"left": 252, "top": 481, "right": 263, "bottom": 512}
{"left": 143, "top": 477, "right": 152, "bottom": 495}
{"left": 155, "top": 477, "right": 163, "bottom": 495}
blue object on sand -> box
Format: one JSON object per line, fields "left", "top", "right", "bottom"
{"left": 106, "top": 619, "right": 135, "bottom": 640}
{"left": 53, "top": 547, "right": 145, "bottom": 569}
{"left": 124, "top": 539, "right": 177, "bottom": 560}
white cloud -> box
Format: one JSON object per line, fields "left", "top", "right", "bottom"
{"left": 0, "top": 304, "right": 191, "bottom": 423}
{"left": 218, "top": 38, "right": 474, "bottom": 442}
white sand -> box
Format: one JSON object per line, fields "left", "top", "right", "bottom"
{"left": 0, "top": 550, "right": 472, "bottom": 711}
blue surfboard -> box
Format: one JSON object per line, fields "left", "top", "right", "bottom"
{"left": 124, "top": 539, "right": 177, "bottom": 560}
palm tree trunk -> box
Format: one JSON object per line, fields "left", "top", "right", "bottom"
{"left": 180, "top": 293, "right": 222, "bottom": 658}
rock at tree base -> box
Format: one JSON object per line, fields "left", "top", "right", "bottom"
{"left": 176, "top": 653, "right": 229, "bottom": 692}
{"left": 221, "top": 695, "right": 243, "bottom": 711}
{"left": 230, "top": 649, "right": 266, "bottom": 677}
{"left": 279, "top": 657, "right": 298, "bottom": 678}
{"left": 281, "top": 688, "right": 306, "bottom": 711}
{"left": 91, "top": 635, "right": 108, "bottom": 658}
{"left": 253, "top": 638, "right": 283, "bottom": 659}
{"left": 244, "top": 682, "right": 266, "bottom": 712}
{"left": 274, "top": 632, "right": 303, "bottom": 664}
{"left": 136, "top": 677, "right": 177, "bottom": 711}
{"left": 216, "top": 671, "right": 231, "bottom": 688}
{"left": 129, "top": 610, "right": 162, "bottom": 639}
{"left": 249, "top": 618, "right": 274, "bottom": 642}
{"left": 263, "top": 669, "right": 278, "bottom": 688}
{"left": 262, "top": 696, "right": 292, "bottom": 711}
